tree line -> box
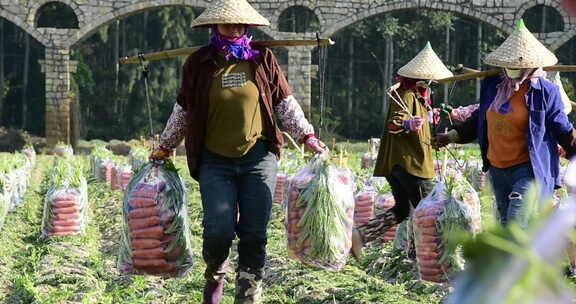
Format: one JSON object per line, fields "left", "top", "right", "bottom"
{"left": 0, "top": 5, "right": 574, "bottom": 141}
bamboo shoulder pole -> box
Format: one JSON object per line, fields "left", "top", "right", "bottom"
{"left": 438, "top": 65, "right": 576, "bottom": 83}
{"left": 119, "top": 38, "right": 335, "bottom": 64}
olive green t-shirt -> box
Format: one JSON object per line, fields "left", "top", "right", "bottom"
{"left": 205, "top": 55, "right": 266, "bottom": 158}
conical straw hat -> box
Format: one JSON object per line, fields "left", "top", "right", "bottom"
{"left": 191, "top": 0, "right": 270, "bottom": 28}
{"left": 484, "top": 19, "right": 558, "bottom": 68}
{"left": 397, "top": 42, "right": 453, "bottom": 80}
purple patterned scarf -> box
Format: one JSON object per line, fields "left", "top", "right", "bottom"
{"left": 210, "top": 26, "right": 259, "bottom": 61}
{"left": 491, "top": 68, "right": 546, "bottom": 112}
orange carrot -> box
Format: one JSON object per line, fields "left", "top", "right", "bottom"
{"left": 418, "top": 226, "right": 438, "bottom": 236}
{"left": 130, "top": 226, "right": 164, "bottom": 239}
{"left": 132, "top": 248, "right": 166, "bottom": 258}
{"left": 53, "top": 213, "right": 81, "bottom": 221}
{"left": 52, "top": 201, "right": 78, "bottom": 208}
{"left": 415, "top": 206, "right": 443, "bottom": 218}
{"left": 129, "top": 198, "right": 156, "bottom": 208}
{"left": 417, "top": 251, "right": 441, "bottom": 259}
{"left": 421, "top": 274, "right": 444, "bottom": 282}
{"left": 354, "top": 205, "right": 373, "bottom": 212}
{"left": 131, "top": 190, "right": 158, "bottom": 199}
{"left": 129, "top": 207, "right": 160, "bottom": 219}
{"left": 52, "top": 225, "right": 81, "bottom": 232}
{"left": 415, "top": 216, "right": 436, "bottom": 227}
{"left": 133, "top": 258, "right": 168, "bottom": 268}
{"left": 53, "top": 206, "right": 81, "bottom": 214}
{"left": 418, "top": 259, "right": 441, "bottom": 267}
{"left": 128, "top": 216, "right": 161, "bottom": 230}
{"left": 354, "top": 210, "right": 373, "bottom": 218}
{"left": 416, "top": 244, "right": 439, "bottom": 253}
{"left": 419, "top": 235, "right": 440, "bottom": 243}
{"left": 132, "top": 239, "right": 163, "bottom": 249}
{"left": 52, "top": 219, "right": 81, "bottom": 227}
{"left": 140, "top": 262, "right": 177, "bottom": 274}
{"left": 53, "top": 194, "right": 79, "bottom": 202}
{"left": 419, "top": 266, "right": 443, "bottom": 276}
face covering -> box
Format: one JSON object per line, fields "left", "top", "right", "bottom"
{"left": 397, "top": 76, "right": 433, "bottom": 105}
{"left": 210, "top": 25, "right": 259, "bottom": 61}
{"left": 491, "top": 68, "right": 547, "bottom": 112}
{"left": 505, "top": 68, "right": 522, "bottom": 79}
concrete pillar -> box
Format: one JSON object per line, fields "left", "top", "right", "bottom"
{"left": 39, "top": 48, "right": 78, "bottom": 147}
{"left": 287, "top": 46, "right": 313, "bottom": 118}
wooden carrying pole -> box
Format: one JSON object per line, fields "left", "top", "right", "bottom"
{"left": 438, "top": 65, "right": 576, "bottom": 83}
{"left": 119, "top": 38, "right": 335, "bottom": 64}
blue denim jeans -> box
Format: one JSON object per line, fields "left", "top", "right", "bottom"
{"left": 199, "top": 140, "right": 278, "bottom": 279}
{"left": 489, "top": 162, "right": 535, "bottom": 227}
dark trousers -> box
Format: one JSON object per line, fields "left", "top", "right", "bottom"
{"left": 358, "top": 165, "right": 434, "bottom": 243}
{"left": 387, "top": 165, "right": 435, "bottom": 222}
{"left": 199, "top": 140, "right": 277, "bottom": 281}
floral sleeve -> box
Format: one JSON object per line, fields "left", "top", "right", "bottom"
{"left": 159, "top": 103, "right": 187, "bottom": 150}
{"left": 274, "top": 95, "right": 314, "bottom": 143}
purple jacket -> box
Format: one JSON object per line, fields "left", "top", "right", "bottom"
{"left": 454, "top": 75, "right": 576, "bottom": 195}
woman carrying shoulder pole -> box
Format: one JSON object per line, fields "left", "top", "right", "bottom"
{"left": 433, "top": 20, "right": 576, "bottom": 227}
{"left": 150, "top": 1, "right": 327, "bottom": 303}
{"left": 351, "top": 42, "right": 453, "bottom": 260}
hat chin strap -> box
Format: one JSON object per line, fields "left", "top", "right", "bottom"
{"left": 505, "top": 68, "right": 523, "bottom": 79}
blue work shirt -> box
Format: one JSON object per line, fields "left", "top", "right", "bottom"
{"left": 456, "top": 75, "right": 573, "bottom": 196}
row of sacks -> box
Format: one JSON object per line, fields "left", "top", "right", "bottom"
{"left": 90, "top": 146, "right": 134, "bottom": 191}
{"left": 0, "top": 148, "right": 36, "bottom": 230}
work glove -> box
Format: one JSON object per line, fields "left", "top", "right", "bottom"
{"left": 403, "top": 116, "right": 424, "bottom": 132}
{"left": 431, "top": 130, "right": 459, "bottom": 149}
{"left": 304, "top": 135, "right": 328, "bottom": 154}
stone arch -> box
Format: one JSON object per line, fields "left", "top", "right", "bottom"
{"left": 515, "top": 0, "right": 571, "bottom": 31}
{"left": 28, "top": 0, "right": 84, "bottom": 29}
{"left": 323, "top": 2, "right": 513, "bottom": 37}
{"left": 270, "top": 1, "right": 325, "bottom": 32}
{"left": 35, "top": 2, "right": 80, "bottom": 29}
{"left": 64, "top": 0, "right": 211, "bottom": 48}
{"left": 549, "top": 28, "right": 576, "bottom": 50}
{"left": 278, "top": 5, "right": 321, "bottom": 33}
{"left": 519, "top": 3, "right": 565, "bottom": 32}
{"left": 0, "top": 9, "right": 48, "bottom": 46}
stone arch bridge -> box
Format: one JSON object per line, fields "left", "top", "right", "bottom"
{"left": 1, "top": 0, "right": 574, "bottom": 145}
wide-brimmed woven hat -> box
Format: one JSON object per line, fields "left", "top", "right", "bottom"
{"left": 484, "top": 19, "right": 557, "bottom": 68}
{"left": 191, "top": 0, "right": 270, "bottom": 28}
{"left": 397, "top": 42, "right": 453, "bottom": 80}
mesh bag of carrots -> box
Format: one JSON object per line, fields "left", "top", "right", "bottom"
{"left": 118, "top": 161, "right": 194, "bottom": 277}
{"left": 0, "top": 192, "right": 8, "bottom": 230}
{"left": 354, "top": 190, "right": 376, "bottom": 227}
{"left": 129, "top": 146, "right": 149, "bottom": 172}
{"left": 413, "top": 179, "right": 481, "bottom": 282}
{"left": 53, "top": 143, "right": 74, "bottom": 157}
{"left": 274, "top": 172, "right": 287, "bottom": 204}
{"left": 41, "top": 157, "right": 89, "bottom": 237}
{"left": 285, "top": 154, "right": 355, "bottom": 270}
